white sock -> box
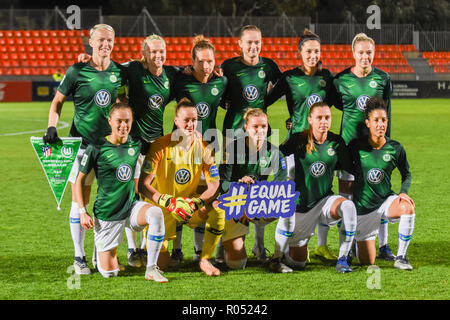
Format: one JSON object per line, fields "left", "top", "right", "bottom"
{"left": 274, "top": 216, "right": 295, "bottom": 259}
{"left": 125, "top": 226, "right": 137, "bottom": 251}
{"left": 194, "top": 222, "right": 205, "bottom": 253}
{"left": 69, "top": 202, "right": 85, "bottom": 258}
{"left": 337, "top": 200, "right": 357, "bottom": 258}
{"left": 316, "top": 223, "right": 330, "bottom": 247}
{"left": 173, "top": 224, "right": 183, "bottom": 250}
{"left": 378, "top": 219, "right": 389, "bottom": 248}
{"left": 145, "top": 207, "right": 165, "bottom": 266}
{"left": 397, "top": 214, "right": 415, "bottom": 257}
{"left": 139, "top": 231, "right": 146, "bottom": 250}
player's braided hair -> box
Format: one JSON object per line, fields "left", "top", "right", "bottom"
{"left": 306, "top": 102, "right": 330, "bottom": 154}
{"left": 364, "top": 97, "right": 387, "bottom": 120}
{"left": 191, "top": 35, "right": 215, "bottom": 61}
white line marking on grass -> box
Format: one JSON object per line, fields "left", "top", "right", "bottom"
{"left": 0, "top": 121, "right": 70, "bottom": 137}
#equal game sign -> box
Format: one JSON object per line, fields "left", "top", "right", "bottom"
{"left": 218, "top": 180, "right": 299, "bottom": 220}
{"left": 30, "top": 137, "right": 82, "bottom": 210}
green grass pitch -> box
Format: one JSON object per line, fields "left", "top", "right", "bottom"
{"left": 0, "top": 99, "right": 449, "bottom": 300}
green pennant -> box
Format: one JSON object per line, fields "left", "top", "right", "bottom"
{"left": 30, "top": 137, "right": 82, "bottom": 210}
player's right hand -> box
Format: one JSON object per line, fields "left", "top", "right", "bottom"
{"left": 43, "top": 126, "right": 59, "bottom": 144}
{"left": 158, "top": 194, "right": 193, "bottom": 223}
{"left": 80, "top": 212, "right": 94, "bottom": 230}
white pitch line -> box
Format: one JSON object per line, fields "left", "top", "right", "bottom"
{"left": 0, "top": 121, "right": 70, "bottom": 137}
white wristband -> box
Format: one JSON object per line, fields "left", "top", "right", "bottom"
{"left": 78, "top": 207, "right": 86, "bottom": 215}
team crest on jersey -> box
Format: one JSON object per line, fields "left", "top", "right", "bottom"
{"left": 116, "top": 164, "right": 132, "bottom": 182}
{"left": 110, "top": 74, "right": 117, "bottom": 83}
{"left": 319, "top": 79, "right": 326, "bottom": 87}
{"left": 211, "top": 87, "right": 219, "bottom": 96}
{"left": 259, "top": 157, "right": 268, "bottom": 168}
{"left": 60, "top": 146, "right": 73, "bottom": 158}
{"left": 164, "top": 81, "right": 170, "bottom": 89}
{"left": 243, "top": 85, "right": 259, "bottom": 102}
{"left": 367, "top": 168, "right": 384, "bottom": 184}
{"left": 175, "top": 168, "right": 191, "bottom": 185}
{"left": 148, "top": 94, "right": 164, "bottom": 110}
{"left": 327, "top": 147, "right": 336, "bottom": 157}
{"left": 369, "top": 80, "right": 377, "bottom": 88}
{"left": 94, "top": 90, "right": 111, "bottom": 107}
{"left": 128, "top": 148, "right": 136, "bottom": 156}
{"left": 356, "top": 95, "right": 370, "bottom": 111}
{"left": 196, "top": 102, "right": 210, "bottom": 119}
{"left": 258, "top": 70, "right": 266, "bottom": 79}
{"left": 306, "top": 94, "right": 322, "bottom": 108}
{"left": 383, "top": 153, "right": 391, "bottom": 162}
{"left": 309, "top": 161, "right": 326, "bottom": 177}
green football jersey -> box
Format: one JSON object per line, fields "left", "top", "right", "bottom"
{"left": 330, "top": 67, "right": 392, "bottom": 144}
{"left": 79, "top": 137, "right": 141, "bottom": 221}
{"left": 221, "top": 57, "right": 282, "bottom": 134}
{"left": 220, "top": 137, "right": 288, "bottom": 193}
{"left": 280, "top": 131, "right": 352, "bottom": 213}
{"left": 349, "top": 137, "right": 411, "bottom": 215}
{"left": 126, "top": 62, "right": 178, "bottom": 143}
{"left": 58, "top": 61, "right": 127, "bottom": 147}
{"left": 172, "top": 72, "right": 228, "bottom": 135}
{"left": 265, "top": 67, "right": 333, "bottom": 135}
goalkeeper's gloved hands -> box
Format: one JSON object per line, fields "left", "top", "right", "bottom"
{"left": 188, "top": 197, "right": 205, "bottom": 212}
{"left": 43, "top": 126, "right": 59, "bottom": 144}
{"left": 158, "top": 194, "right": 193, "bottom": 223}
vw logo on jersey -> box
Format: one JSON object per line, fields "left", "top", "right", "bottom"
{"left": 94, "top": 90, "right": 111, "bottom": 107}
{"left": 196, "top": 102, "right": 210, "bottom": 119}
{"left": 356, "top": 95, "right": 370, "bottom": 111}
{"left": 367, "top": 168, "right": 384, "bottom": 184}
{"left": 243, "top": 85, "right": 259, "bottom": 102}
{"left": 116, "top": 164, "right": 132, "bottom": 182}
{"left": 309, "top": 161, "right": 326, "bottom": 177}
{"left": 306, "top": 94, "right": 323, "bottom": 108}
{"left": 175, "top": 168, "right": 191, "bottom": 185}
{"left": 148, "top": 94, "right": 164, "bottom": 110}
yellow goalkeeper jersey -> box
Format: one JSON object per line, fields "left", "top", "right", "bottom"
{"left": 142, "top": 133, "right": 219, "bottom": 198}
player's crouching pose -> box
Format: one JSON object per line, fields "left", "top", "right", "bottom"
{"left": 350, "top": 97, "right": 415, "bottom": 270}
{"left": 75, "top": 102, "right": 167, "bottom": 282}
{"left": 138, "top": 98, "right": 225, "bottom": 276}
{"left": 219, "top": 108, "right": 288, "bottom": 270}
{"left": 275, "top": 102, "right": 357, "bottom": 273}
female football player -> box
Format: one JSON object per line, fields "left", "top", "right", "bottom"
{"left": 75, "top": 102, "right": 167, "bottom": 282}
{"left": 219, "top": 108, "right": 288, "bottom": 270}
{"left": 265, "top": 28, "right": 336, "bottom": 261}
{"left": 170, "top": 35, "right": 228, "bottom": 264}
{"left": 330, "top": 33, "right": 394, "bottom": 260}
{"left": 276, "top": 102, "right": 357, "bottom": 273}
{"left": 43, "top": 24, "right": 127, "bottom": 275}
{"left": 350, "top": 97, "right": 415, "bottom": 270}
{"left": 219, "top": 25, "right": 283, "bottom": 262}
{"left": 138, "top": 98, "right": 224, "bottom": 277}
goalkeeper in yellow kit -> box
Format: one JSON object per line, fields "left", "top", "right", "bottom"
{"left": 138, "top": 98, "right": 224, "bottom": 276}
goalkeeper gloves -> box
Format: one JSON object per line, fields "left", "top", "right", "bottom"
{"left": 43, "top": 126, "right": 59, "bottom": 144}
{"left": 188, "top": 197, "right": 205, "bottom": 212}
{"left": 158, "top": 194, "right": 193, "bottom": 223}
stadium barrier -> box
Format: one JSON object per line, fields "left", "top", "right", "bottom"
{"left": 1, "top": 80, "right": 448, "bottom": 102}
{"left": 0, "top": 81, "right": 32, "bottom": 101}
